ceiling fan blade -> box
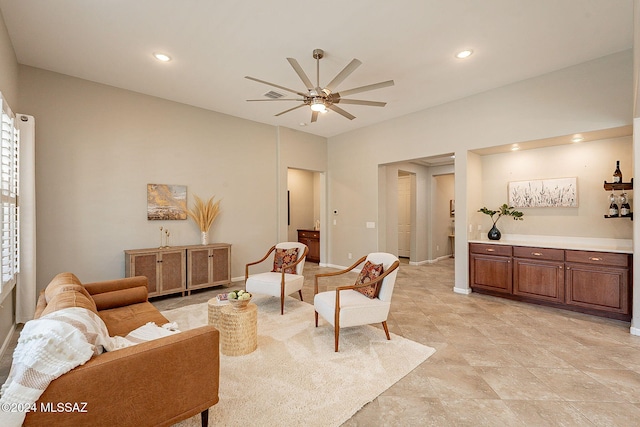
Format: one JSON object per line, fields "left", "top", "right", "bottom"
{"left": 246, "top": 99, "right": 305, "bottom": 102}
{"left": 327, "top": 104, "right": 355, "bottom": 120}
{"left": 324, "top": 59, "right": 362, "bottom": 93}
{"left": 332, "top": 98, "right": 387, "bottom": 107}
{"left": 245, "top": 76, "right": 307, "bottom": 97}
{"left": 275, "top": 104, "right": 306, "bottom": 117}
{"left": 286, "top": 58, "right": 314, "bottom": 91}
{"left": 311, "top": 111, "right": 318, "bottom": 123}
{"left": 337, "top": 80, "right": 394, "bottom": 97}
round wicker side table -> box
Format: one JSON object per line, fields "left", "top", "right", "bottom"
{"left": 220, "top": 302, "right": 257, "bottom": 356}
{"left": 207, "top": 298, "right": 229, "bottom": 330}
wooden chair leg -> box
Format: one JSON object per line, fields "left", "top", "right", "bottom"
{"left": 280, "top": 296, "right": 284, "bottom": 315}
{"left": 298, "top": 289, "right": 303, "bottom": 301}
{"left": 334, "top": 324, "right": 340, "bottom": 352}
{"left": 382, "top": 321, "right": 391, "bottom": 340}
{"left": 315, "top": 311, "right": 318, "bottom": 327}
{"left": 201, "top": 409, "right": 209, "bottom": 427}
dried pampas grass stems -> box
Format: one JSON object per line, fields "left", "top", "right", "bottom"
{"left": 186, "top": 195, "right": 220, "bottom": 232}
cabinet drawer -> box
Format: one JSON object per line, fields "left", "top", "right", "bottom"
{"left": 298, "top": 230, "right": 319, "bottom": 239}
{"left": 565, "top": 250, "right": 630, "bottom": 267}
{"left": 469, "top": 243, "right": 511, "bottom": 257}
{"left": 513, "top": 246, "right": 564, "bottom": 262}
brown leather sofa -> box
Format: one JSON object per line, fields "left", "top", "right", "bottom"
{"left": 24, "top": 273, "right": 219, "bottom": 427}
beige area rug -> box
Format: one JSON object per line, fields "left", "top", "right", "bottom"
{"left": 163, "top": 295, "right": 435, "bottom": 427}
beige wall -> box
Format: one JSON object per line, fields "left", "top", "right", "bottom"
{"left": 0, "top": 8, "right": 17, "bottom": 107}
{"left": 328, "top": 51, "right": 633, "bottom": 270}
{"left": 17, "top": 65, "right": 328, "bottom": 291}
{"left": 277, "top": 127, "right": 327, "bottom": 261}
{"left": 475, "top": 137, "right": 633, "bottom": 239}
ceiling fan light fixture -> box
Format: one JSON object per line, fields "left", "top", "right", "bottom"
{"left": 310, "top": 98, "right": 326, "bottom": 112}
{"left": 455, "top": 49, "right": 473, "bottom": 59}
{"left": 153, "top": 52, "right": 172, "bottom": 62}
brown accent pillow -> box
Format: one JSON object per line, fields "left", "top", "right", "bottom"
{"left": 354, "top": 261, "right": 384, "bottom": 299}
{"left": 272, "top": 248, "right": 299, "bottom": 274}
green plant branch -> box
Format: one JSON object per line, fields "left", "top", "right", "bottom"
{"left": 478, "top": 203, "right": 524, "bottom": 226}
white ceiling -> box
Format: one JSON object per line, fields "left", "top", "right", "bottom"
{"left": 0, "top": 1, "right": 634, "bottom": 138}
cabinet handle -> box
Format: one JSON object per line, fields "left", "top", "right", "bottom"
{"left": 486, "top": 248, "right": 495, "bottom": 252}
{"left": 588, "top": 257, "right": 602, "bottom": 261}
{"left": 531, "top": 252, "right": 542, "bottom": 256}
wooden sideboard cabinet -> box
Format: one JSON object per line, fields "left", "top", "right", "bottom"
{"left": 513, "top": 246, "right": 565, "bottom": 304}
{"left": 469, "top": 242, "right": 632, "bottom": 321}
{"left": 125, "top": 247, "right": 186, "bottom": 297}
{"left": 564, "top": 250, "right": 631, "bottom": 317}
{"left": 297, "top": 229, "right": 320, "bottom": 263}
{"left": 125, "top": 243, "right": 231, "bottom": 298}
{"left": 187, "top": 244, "right": 231, "bottom": 294}
{"left": 469, "top": 243, "right": 513, "bottom": 294}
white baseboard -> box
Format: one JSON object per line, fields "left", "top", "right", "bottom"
{"left": 0, "top": 322, "right": 16, "bottom": 361}
{"left": 630, "top": 326, "right": 640, "bottom": 336}
{"left": 453, "top": 286, "right": 472, "bottom": 295}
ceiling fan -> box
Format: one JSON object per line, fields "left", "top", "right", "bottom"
{"left": 245, "top": 49, "right": 394, "bottom": 123}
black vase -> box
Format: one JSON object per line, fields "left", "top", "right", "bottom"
{"left": 488, "top": 224, "right": 501, "bottom": 240}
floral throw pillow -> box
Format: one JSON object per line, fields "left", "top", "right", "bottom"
{"left": 354, "top": 261, "right": 384, "bottom": 298}
{"left": 272, "top": 247, "right": 299, "bottom": 274}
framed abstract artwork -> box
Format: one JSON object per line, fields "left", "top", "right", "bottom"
{"left": 147, "top": 184, "right": 187, "bottom": 220}
{"left": 508, "top": 177, "right": 578, "bottom": 208}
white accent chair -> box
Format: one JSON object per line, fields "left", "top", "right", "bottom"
{"left": 314, "top": 252, "right": 400, "bottom": 352}
{"left": 245, "top": 242, "right": 309, "bottom": 315}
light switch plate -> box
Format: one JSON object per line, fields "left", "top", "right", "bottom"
{"left": 366, "top": 222, "right": 375, "bottom": 229}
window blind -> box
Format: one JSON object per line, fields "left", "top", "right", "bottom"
{"left": 0, "top": 97, "right": 19, "bottom": 292}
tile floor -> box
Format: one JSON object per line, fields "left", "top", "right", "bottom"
{"left": 3, "top": 258, "right": 640, "bottom": 426}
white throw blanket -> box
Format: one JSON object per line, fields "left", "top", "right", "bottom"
{"left": 0, "top": 307, "right": 178, "bottom": 427}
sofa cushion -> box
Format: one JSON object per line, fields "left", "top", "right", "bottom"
{"left": 354, "top": 261, "right": 384, "bottom": 299}
{"left": 92, "top": 286, "right": 148, "bottom": 311}
{"left": 45, "top": 272, "right": 88, "bottom": 302}
{"left": 98, "top": 301, "right": 169, "bottom": 337}
{"left": 40, "top": 288, "right": 99, "bottom": 317}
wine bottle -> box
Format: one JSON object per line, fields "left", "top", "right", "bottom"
{"left": 609, "top": 193, "right": 619, "bottom": 217}
{"left": 620, "top": 193, "right": 631, "bottom": 217}
{"left": 613, "top": 160, "right": 622, "bottom": 183}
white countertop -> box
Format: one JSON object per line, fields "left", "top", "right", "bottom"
{"left": 468, "top": 234, "right": 633, "bottom": 254}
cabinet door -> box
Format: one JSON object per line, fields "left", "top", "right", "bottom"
{"left": 160, "top": 250, "right": 185, "bottom": 294}
{"left": 513, "top": 258, "right": 564, "bottom": 303}
{"left": 188, "top": 247, "right": 212, "bottom": 288}
{"left": 308, "top": 239, "right": 320, "bottom": 262}
{"left": 129, "top": 253, "right": 159, "bottom": 296}
{"left": 565, "top": 263, "right": 630, "bottom": 315}
{"left": 469, "top": 254, "right": 512, "bottom": 294}
{"left": 211, "top": 247, "right": 230, "bottom": 284}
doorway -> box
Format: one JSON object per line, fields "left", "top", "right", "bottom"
{"left": 287, "top": 168, "right": 322, "bottom": 263}
{"left": 397, "top": 172, "right": 412, "bottom": 259}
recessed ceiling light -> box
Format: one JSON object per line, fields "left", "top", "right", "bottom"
{"left": 299, "top": 122, "right": 307, "bottom": 126}
{"left": 153, "top": 52, "right": 172, "bottom": 62}
{"left": 455, "top": 49, "right": 473, "bottom": 59}
{"left": 511, "top": 145, "right": 520, "bottom": 151}
{"left": 571, "top": 136, "right": 584, "bottom": 143}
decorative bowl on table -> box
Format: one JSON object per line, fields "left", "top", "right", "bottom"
{"left": 227, "top": 290, "right": 252, "bottom": 310}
